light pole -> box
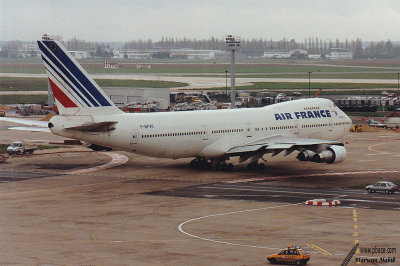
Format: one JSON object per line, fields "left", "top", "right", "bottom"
{"left": 308, "top": 71, "right": 312, "bottom": 98}
{"left": 225, "top": 34, "right": 240, "bottom": 108}
{"left": 397, "top": 72, "right": 400, "bottom": 96}
{"left": 225, "top": 70, "right": 228, "bottom": 100}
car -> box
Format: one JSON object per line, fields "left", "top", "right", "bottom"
{"left": 292, "top": 92, "right": 302, "bottom": 96}
{"left": 7, "top": 141, "right": 37, "bottom": 155}
{"left": 366, "top": 181, "right": 399, "bottom": 194}
{"left": 367, "top": 119, "right": 386, "bottom": 128}
{"left": 267, "top": 246, "right": 310, "bottom": 265}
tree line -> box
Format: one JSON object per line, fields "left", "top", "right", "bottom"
{"left": 1, "top": 36, "right": 399, "bottom": 59}
{"left": 123, "top": 36, "right": 399, "bottom": 59}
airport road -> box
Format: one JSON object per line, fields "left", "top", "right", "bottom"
{"left": 0, "top": 121, "right": 400, "bottom": 265}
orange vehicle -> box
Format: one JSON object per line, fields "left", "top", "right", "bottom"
{"left": 267, "top": 246, "right": 310, "bottom": 265}
{"left": 0, "top": 109, "right": 5, "bottom": 117}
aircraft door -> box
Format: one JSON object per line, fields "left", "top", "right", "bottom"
{"left": 246, "top": 122, "right": 252, "bottom": 137}
{"left": 292, "top": 120, "right": 300, "bottom": 134}
{"left": 201, "top": 125, "right": 208, "bottom": 140}
{"left": 131, "top": 129, "right": 139, "bottom": 144}
{"left": 329, "top": 110, "right": 334, "bottom": 132}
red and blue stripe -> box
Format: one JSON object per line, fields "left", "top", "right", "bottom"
{"left": 37, "top": 40, "right": 112, "bottom": 108}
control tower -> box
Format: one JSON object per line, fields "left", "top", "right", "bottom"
{"left": 225, "top": 35, "right": 240, "bottom": 108}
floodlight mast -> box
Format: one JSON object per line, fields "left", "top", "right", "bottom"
{"left": 225, "top": 35, "right": 240, "bottom": 108}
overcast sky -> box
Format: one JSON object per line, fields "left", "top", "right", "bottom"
{"left": 1, "top": 0, "right": 399, "bottom": 42}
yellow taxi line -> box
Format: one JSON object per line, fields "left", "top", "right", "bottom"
{"left": 306, "top": 243, "right": 332, "bottom": 256}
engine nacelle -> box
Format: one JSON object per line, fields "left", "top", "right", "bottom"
{"left": 312, "top": 145, "right": 347, "bottom": 164}
{"left": 296, "top": 150, "right": 316, "bottom": 161}
{"left": 297, "top": 145, "right": 347, "bottom": 164}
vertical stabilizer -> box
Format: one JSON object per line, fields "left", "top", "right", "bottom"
{"left": 37, "top": 34, "right": 122, "bottom": 116}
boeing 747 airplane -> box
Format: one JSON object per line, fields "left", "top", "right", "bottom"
{"left": 1, "top": 35, "right": 352, "bottom": 170}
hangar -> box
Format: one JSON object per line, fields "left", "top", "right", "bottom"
{"left": 102, "top": 87, "right": 170, "bottom": 109}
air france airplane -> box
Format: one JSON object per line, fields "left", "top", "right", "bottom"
{"left": 2, "top": 35, "right": 353, "bottom": 170}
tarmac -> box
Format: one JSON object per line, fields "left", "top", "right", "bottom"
{"left": 1, "top": 72, "right": 399, "bottom": 90}
{"left": 0, "top": 119, "right": 400, "bottom": 265}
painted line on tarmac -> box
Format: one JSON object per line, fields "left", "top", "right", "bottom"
{"left": 306, "top": 243, "right": 333, "bottom": 256}
{"left": 367, "top": 142, "right": 399, "bottom": 152}
{"left": 225, "top": 170, "right": 400, "bottom": 184}
{"left": 178, "top": 202, "right": 345, "bottom": 256}
{"left": 198, "top": 185, "right": 346, "bottom": 197}
{"left": 67, "top": 152, "right": 129, "bottom": 175}
{"left": 353, "top": 209, "right": 361, "bottom": 264}
{"left": 178, "top": 203, "right": 302, "bottom": 250}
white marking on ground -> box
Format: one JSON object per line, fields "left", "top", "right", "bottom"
{"left": 67, "top": 152, "right": 129, "bottom": 175}
{"left": 178, "top": 202, "right": 344, "bottom": 256}
{"left": 198, "top": 185, "right": 345, "bottom": 197}
{"left": 225, "top": 170, "right": 400, "bottom": 184}
{"left": 178, "top": 203, "right": 301, "bottom": 250}
{"left": 62, "top": 153, "right": 84, "bottom": 157}
{"left": 343, "top": 199, "right": 400, "bottom": 205}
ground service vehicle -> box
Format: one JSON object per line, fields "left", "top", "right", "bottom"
{"left": 386, "top": 117, "right": 400, "bottom": 129}
{"left": 0, "top": 109, "right": 5, "bottom": 117}
{"left": 267, "top": 246, "right": 310, "bottom": 265}
{"left": 366, "top": 181, "right": 398, "bottom": 194}
{"left": 7, "top": 141, "right": 37, "bottom": 155}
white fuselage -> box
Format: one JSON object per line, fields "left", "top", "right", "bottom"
{"left": 50, "top": 98, "right": 352, "bottom": 159}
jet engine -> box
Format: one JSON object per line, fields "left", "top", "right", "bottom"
{"left": 296, "top": 150, "right": 316, "bottom": 161}
{"left": 297, "top": 145, "right": 346, "bottom": 164}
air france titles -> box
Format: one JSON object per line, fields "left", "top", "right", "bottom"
{"left": 274, "top": 110, "right": 331, "bottom": 121}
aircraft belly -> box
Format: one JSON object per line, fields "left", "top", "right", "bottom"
{"left": 135, "top": 138, "right": 204, "bottom": 158}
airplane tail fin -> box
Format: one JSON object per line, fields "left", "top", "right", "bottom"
{"left": 37, "top": 35, "right": 122, "bottom": 116}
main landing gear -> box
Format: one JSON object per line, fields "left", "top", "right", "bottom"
{"left": 246, "top": 162, "right": 265, "bottom": 170}
{"left": 189, "top": 157, "right": 233, "bottom": 172}
{"left": 189, "top": 157, "right": 266, "bottom": 171}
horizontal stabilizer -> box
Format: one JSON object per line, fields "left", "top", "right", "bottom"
{"left": 0, "top": 117, "right": 49, "bottom": 127}
{"left": 8, "top": 126, "right": 51, "bottom": 132}
{"left": 65, "top": 121, "right": 118, "bottom": 132}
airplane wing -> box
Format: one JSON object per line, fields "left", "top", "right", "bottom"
{"left": 226, "top": 135, "right": 342, "bottom": 155}
{"left": 219, "top": 135, "right": 346, "bottom": 164}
